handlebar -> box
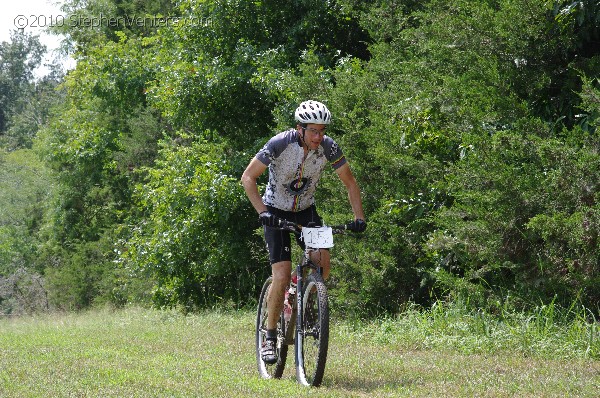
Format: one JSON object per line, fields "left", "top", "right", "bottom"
{"left": 275, "top": 218, "right": 353, "bottom": 234}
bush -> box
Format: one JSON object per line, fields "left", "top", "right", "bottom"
{"left": 427, "top": 121, "right": 600, "bottom": 312}
{"left": 122, "top": 136, "right": 265, "bottom": 310}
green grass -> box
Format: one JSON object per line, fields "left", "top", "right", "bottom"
{"left": 0, "top": 305, "right": 598, "bottom": 397}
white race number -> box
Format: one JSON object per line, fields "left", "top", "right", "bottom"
{"left": 301, "top": 227, "right": 334, "bottom": 248}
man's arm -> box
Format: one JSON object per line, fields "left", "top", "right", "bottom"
{"left": 241, "top": 157, "right": 269, "bottom": 215}
{"left": 335, "top": 163, "right": 365, "bottom": 221}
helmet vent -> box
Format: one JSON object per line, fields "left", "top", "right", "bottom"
{"left": 294, "top": 100, "right": 332, "bottom": 125}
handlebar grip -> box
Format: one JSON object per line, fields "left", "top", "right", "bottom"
{"left": 330, "top": 224, "right": 351, "bottom": 232}
{"left": 280, "top": 218, "right": 301, "bottom": 231}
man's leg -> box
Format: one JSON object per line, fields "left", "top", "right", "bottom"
{"left": 309, "top": 249, "right": 330, "bottom": 279}
{"left": 267, "top": 260, "right": 292, "bottom": 329}
{"left": 262, "top": 260, "right": 291, "bottom": 364}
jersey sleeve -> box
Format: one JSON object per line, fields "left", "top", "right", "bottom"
{"left": 255, "top": 130, "right": 292, "bottom": 165}
{"left": 323, "top": 137, "right": 347, "bottom": 170}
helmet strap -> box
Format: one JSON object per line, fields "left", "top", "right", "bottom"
{"left": 298, "top": 124, "right": 309, "bottom": 150}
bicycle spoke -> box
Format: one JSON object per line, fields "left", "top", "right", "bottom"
{"left": 296, "top": 274, "right": 329, "bottom": 387}
{"left": 256, "top": 277, "right": 288, "bottom": 379}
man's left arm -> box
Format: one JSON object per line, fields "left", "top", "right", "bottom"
{"left": 335, "top": 163, "right": 365, "bottom": 221}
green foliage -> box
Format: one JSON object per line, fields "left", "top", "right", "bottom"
{"left": 0, "top": 32, "right": 48, "bottom": 146}
{"left": 2, "top": 0, "right": 600, "bottom": 317}
{"left": 528, "top": 0, "right": 600, "bottom": 128}
{"left": 317, "top": 0, "right": 600, "bottom": 315}
{"left": 0, "top": 149, "right": 55, "bottom": 314}
{"left": 148, "top": 0, "right": 369, "bottom": 147}
{"left": 428, "top": 122, "right": 600, "bottom": 311}
{"left": 0, "top": 149, "right": 54, "bottom": 274}
{"left": 33, "top": 30, "right": 162, "bottom": 310}
{"left": 122, "top": 137, "right": 263, "bottom": 309}
{"left": 55, "top": 0, "right": 179, "bottom": 51}
{"left": 44, "top": 236, "right": 118, "bottom": 310}
{"left": 577, "top": 76, "right": 600, "bottom": 137}
{"left": 3, "top": 70, "right": 66, "bottom": 150}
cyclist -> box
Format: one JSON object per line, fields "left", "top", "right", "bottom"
{"left": 241, "top": 100, "right": 366, "bottom": 364}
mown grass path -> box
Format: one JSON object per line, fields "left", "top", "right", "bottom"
{"left": 1, "top": 307, "right": 598, "bottom": 397}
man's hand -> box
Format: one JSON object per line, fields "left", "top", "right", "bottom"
{"left": 259, "top": 211, "right": 282, "bottom": 228}
{"left": 347, "top": 219, "right": 367, "bottom": 232}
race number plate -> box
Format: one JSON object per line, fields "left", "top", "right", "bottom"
{"left": 301, "top": 227, "right": 334, "bottom": 248}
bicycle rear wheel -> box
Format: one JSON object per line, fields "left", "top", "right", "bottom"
{"left": 295, "top": 272, "right": 329, "bottom": 387}
{"left": 256, "top": 277, "right": 288, "bottom": 379}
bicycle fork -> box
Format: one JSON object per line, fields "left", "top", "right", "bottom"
{"left": 293, "top": 257, "right": 323, "bottom": 361}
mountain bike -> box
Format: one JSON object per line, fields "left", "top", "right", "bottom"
{"left": 255, "top": 220, "right": 349, "bottom": 387}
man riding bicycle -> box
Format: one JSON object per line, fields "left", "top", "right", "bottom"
{"left": 241, "top": 100, "right": 366, "bottom": 364}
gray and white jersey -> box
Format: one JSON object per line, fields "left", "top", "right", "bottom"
{"left": 256, "top": 128, "right": 347, "bottom": 212}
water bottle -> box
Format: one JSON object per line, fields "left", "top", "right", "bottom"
{"left": 283, "top": 275, "right": 298, "bottom": 322}
{"left": 289, "top": 274, "right": 297, "bottom": 295}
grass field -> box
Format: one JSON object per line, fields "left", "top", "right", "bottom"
{"left": 0, "top": 306, "right": 599, "bottom": 397}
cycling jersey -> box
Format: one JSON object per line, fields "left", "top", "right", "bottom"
{"left": 256, "top": 128, "right": 347, "bottom": 212}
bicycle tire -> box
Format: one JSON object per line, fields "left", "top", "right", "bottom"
{"left": 295, "top": 272, "right": 329, "bottom": 387}
{"left": 256, "top": 277, "right": 288, "bottom": 379}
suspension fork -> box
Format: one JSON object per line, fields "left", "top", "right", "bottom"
{"left": 295, "top": 259, "right": 305, "bottom": 346}
{"left": 295, "top": 255, "right": 322, "bottom": 340}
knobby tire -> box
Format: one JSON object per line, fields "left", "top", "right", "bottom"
{"left": 256, "top": 277, "right": 288, "bottom": 379}
{"left": 295, "top": 272, "right": 329, "bottom": 387}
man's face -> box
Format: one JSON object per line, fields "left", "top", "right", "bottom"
{"left": 302, "top": 124, "right": 327, "bottom": 150}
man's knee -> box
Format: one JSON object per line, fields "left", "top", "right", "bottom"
{"left": 310, "top": 249, "right": 330, "bottom": 266}
{"left": 271, "top": 261, "right": 292, "bottom": 285}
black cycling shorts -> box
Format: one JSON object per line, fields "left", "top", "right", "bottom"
{"left": 263, "top": 205, "right": 325, "bottom": 265}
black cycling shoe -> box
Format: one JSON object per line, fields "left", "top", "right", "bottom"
{"left": 261, "top": 338, "right": 277, "bottom": 364}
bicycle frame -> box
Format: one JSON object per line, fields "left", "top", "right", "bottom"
{"left": 257, "top": 219, "right": 349, "bottom": 386}
{"left": 281, "top": 246, "right": 322, "bottom": 346}
{"left": 279, "top": 222, "right": 345, "bottom": 343}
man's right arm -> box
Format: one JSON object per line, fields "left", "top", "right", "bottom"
{"left": 241, "top": 157, "right": 269, "bottom": 215}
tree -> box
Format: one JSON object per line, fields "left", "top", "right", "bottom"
{"left": 282, "top": 0, "right": 600, "bottom": 313}
{"left": 148, "top": 0, "right": 370, "bottom": 148}
{"left": 0, "top": 149, "right": 55, "bottom": 314}
{"left": 0, "top": 32, "right": 46, "bottom": 140}
{"left": 122, "top": 137, "right": 262, "bottom": 309}
{"left": 54, "top": 0, "right": 179, "bottom": 52}
{"left": 27, "top": 0, "right": 600, "bottom": 315}
{"left": 121, "top": 0, "right": 372, "bottom": 308}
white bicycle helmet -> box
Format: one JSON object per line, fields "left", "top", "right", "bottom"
{"left": 294, "top": 100, "right": 332, "bottom": 125}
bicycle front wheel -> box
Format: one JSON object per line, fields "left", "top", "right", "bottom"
{"left": 256, "top": 277, "right": 288, "bottom": 379}
{"left": 295, "top": 272, "right": 329, "bottom": 387}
